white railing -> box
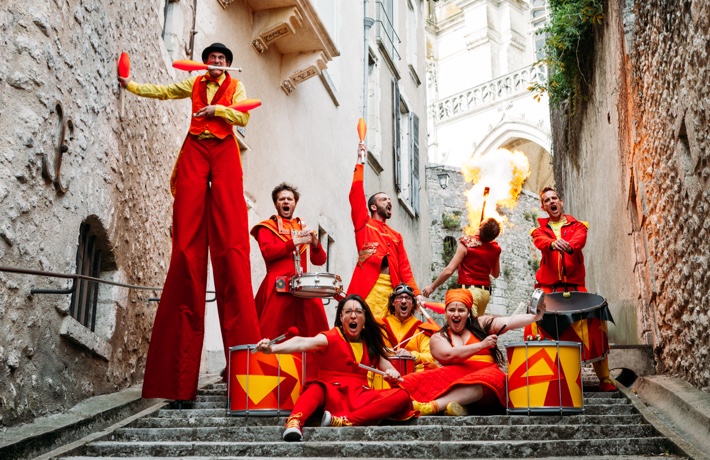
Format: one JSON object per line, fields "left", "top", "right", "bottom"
{"left": 434, "top": 63, "right": 547, "bottom": 124}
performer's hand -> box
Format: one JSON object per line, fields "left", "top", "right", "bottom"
{"left": 118, "top": 76, "right": 130, "bottom": 87}
{"left": 383, "top": 368, "right": 401, "bottom": 383}
{"left": 421, "top": 286, "right": 433, "bottom": 298}
{"left": 482, "top": 335, "right": 498, "bottom": 349}
{"left": 552, "top": 239, "right": 572, "bottom": 254}
{"left": 357, "top": 141, "right": 366, "bottom": 164}
{"left": 194, "top": 105, "right": 217, "bottom": 118}
{"left": 394, "top": 348, "right": 413, "bottom": 358}
{"left": 293, "top": 234, "right": 312, "bottom": 246}
{"left": 534, "top": 302, "right": 546, "bottom": 321}
{"left": 255, "top": 338, "right": 272, "bottom": 354}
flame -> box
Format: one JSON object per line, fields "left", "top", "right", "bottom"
{"left": 462, "top": 148, "right": 530, "bottom": 235}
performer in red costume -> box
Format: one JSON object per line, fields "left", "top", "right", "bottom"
{"left": 256, "top": 295, "right": 415, "bottom": 442}
{"left": 251, "top": 183, "right": 329, "bottom": 339}
{"left": 119, "top": 43, "right": 261, "bottom": 402}
{"left": 400, "top": 289, "right": 544, "bottom": 416}
{"left": 347, "top": 143, "right": 420, "bottom": 319}
{"left": 526, "top": 186, "right": 616, "bottom": 392}
{"left": 423, "top": 218, "right": 502, "bottom": 316}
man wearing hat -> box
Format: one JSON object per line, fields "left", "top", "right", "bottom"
{"left": 119, "top": 43, "right": 261, "bottom": 402}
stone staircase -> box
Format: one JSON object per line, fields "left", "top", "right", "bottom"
{"left": 60, "top": 383, "right": 687, "bottom": 459}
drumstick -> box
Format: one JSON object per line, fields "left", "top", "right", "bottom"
{"left": 394, "top": 330, "right": 425, "bottom": 350}
{"left": 252, "top": 326, "right": 298, "bottom": 354}
{"left": 418, "top": 305, "right": 441, "bottom": 329}
{"left": 345, "top": 359, "right": 404, "bottom": 382}
{"left": 495, "top": 301, "right": 526, "bottom": 336}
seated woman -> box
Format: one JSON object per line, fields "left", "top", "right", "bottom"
{"left": 255, "top": 294, "right": 415, "bottom": 442}
{"left": 381, "top": 283, "right": 439, "bottom": 372}
{"left": 399, "top": 289, "right": 544, "bottom": 416}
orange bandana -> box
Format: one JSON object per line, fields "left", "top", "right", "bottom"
{"left": 445, "top": 289, "right": 473, "bottom": 309}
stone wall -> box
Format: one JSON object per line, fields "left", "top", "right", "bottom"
{"left": 550, "top": 0, "right": 709, "bottom": 391}
{"left": 0, "top": 0, "right": 191, "bottom": 425}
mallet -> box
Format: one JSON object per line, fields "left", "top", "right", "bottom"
{"left": 393, "top": 330, "right": 425, "bottom": 351}
{"left": 495, "top": 301, "right": 527, "bottom": 336}
{"left": 173, "top": 59, "right": 243, "bottom": 73}
{"left": 346, "top": 359, "right": 403, "bottom": 382}
{"left": 252, "top": 326, "right": 298, "bottom": 354}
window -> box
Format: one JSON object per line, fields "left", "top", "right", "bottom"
{"left": 367, "top": 50, "right": 383, "bottom": 164}
{"left": 406, "top": 0, "right": 418, "bottom": 67}
{"left": 376, "top": 0, "right": 400, "bottom": 64}
{"left": 160, "top": 0, "right": 181, "bottom": 59}
{"left": 392, "top": 80, "right": 420, "bottom": 216}
{"left": 69, "top": 223, "right": 102, "bottom": 331}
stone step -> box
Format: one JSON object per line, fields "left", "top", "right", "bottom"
{"left": 79, "top": 437, "right": 675, "bottom": 458}
{"left": 195, "top": 389, "right": 624, "bottom": 399}
{"left": 130, "top": 413, "right": 646, "bottom": 429}
{"left": 109, "top": 424, "right": 658, "bottom": 442}
{"left": 154, "top": 403, "right": 637, "bottom": 418}
{"left": 62, "top": 456, "right": 688, "bottom": 460}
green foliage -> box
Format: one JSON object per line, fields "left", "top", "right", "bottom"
{"left": 442, "top": 236, "right": 457, "bottom": 264}
{"left": 441, "top": 210, "right": 462, "bottom": 230}
{"left": 528, "top": 0, "right": 603, "bottom": 107}
{"left": 502, "top": 264, "right": 512, "bottom": 279}
{"left": 523, "top": 210, "right": 539, "bottom": 223}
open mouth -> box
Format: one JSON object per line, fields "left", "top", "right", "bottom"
{"left": 450, "top": 316, "right": 463, "bottom": 327}
{"left": 348, "top": 321, "right": 359, "bottom": 331}
{"left": 549, "top": 204, "right": 558, "bottom": 213}
{"left": 399, "top": 305, "right": 409, "bottom": 315}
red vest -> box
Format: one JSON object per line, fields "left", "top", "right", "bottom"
{"left": 189, "top": 74, "right": 238, "bottom": 139}
{"left": 457, "top": 239, "right": 501, "bottom": 286}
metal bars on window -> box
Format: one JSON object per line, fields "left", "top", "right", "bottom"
{"left": 69, "top": 223, "right": 102, "bottom": 332}
{"left": 375, "top": 0, "right": 401, "bottom": 62}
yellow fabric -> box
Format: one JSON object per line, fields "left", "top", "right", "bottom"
{"left": 349, "top": 342, "right": 364, "bottom": 363}
{"left": 548, "top": 217, "right": 568, "bottom": 239}
{"left": 364, "top": 274, "right": 393, "bottom": 319}
{"left": 382, "top": 315, "right": 435, "bottom": 371}
{"left": 125, "top": 74, "right": 250, "bottom": 130}
{"left": 468, "top": 287, "right": 490, "bottom": 317}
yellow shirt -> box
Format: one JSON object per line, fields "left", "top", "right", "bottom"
{"left": 348, "top": 342, "right": 364, "bottom": 362}
{"left": 382, "top": 315, "right": 436, "bottom": 372}
{"left": 125, "top": 73, "right": 250, "bottom": 132}
{"left": 549, "top": 217, "right": 568, "bottom": 239}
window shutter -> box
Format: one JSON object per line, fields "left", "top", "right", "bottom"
{"left": 393, "top": 78, "right": 401, "bottom": 192}
{"left": 410, "top": 113, "right": 420, "bottom": 216}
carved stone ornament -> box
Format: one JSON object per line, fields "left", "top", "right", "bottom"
{"left": 251, "top": 7, "right": 303, "bottom": 54}
{"left": 217, "top": 0, "right": 236, "bottom": 8}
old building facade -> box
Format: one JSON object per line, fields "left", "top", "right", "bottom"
{"left": 0, "top": 0, "right": 431, "bottom": 426}
{"left": 550, "top": 0, "right": 709, "bottom": 390}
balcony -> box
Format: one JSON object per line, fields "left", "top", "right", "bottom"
{"left": 434, "top": 63, "right": 548, "bottom": 124}
{"left": 219, "top": 0, "right": 339, "bottom": 95}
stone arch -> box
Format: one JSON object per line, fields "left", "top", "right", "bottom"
{"left": 470, "top": 121, "right": 553, "bottom": 193}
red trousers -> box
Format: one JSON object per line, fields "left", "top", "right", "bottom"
{"left": 292, "top": 382, "right": 412, "bottom": 426}
{"left": 142, "top": 135, "right": 261, "bottom": 400}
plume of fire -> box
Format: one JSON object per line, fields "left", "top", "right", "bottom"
{"left": 462, "top": 148, "right": 530, "bottom": 235}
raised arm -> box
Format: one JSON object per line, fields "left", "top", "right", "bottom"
{"left": 256, "top": 334, "right": 328, "bottom": 355}
{"left": 485, "top": 302, "right": 546, "bottom": 335}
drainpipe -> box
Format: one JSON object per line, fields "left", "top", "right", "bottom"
{"left": 189, "top": 0, "right": 198, "bottom": 60}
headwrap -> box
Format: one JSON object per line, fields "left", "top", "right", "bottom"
{"left": 445, "top": 289, "right": 473, "bottom": 310}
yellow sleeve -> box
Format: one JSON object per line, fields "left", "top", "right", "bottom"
{"left": 214, "top": 80, "right": 250, "bottom": 127}
{"left": 125, "top": 77, "right": 196, "bottom": 100}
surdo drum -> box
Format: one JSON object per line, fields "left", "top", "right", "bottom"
{"left": 506, "top": 341, "right": 583, "bottom": 414}
{"left": 534, "top": 291, "right": 613, "bottom": 364}
{"left": 227, "top": 345, "right": 306, "bottom": 416}
{"left": 370, "top": 355, "right": 415, "bottom": 390}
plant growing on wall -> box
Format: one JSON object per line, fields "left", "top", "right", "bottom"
{"left": 442, "top": 210, "right": 462, "bottom": 230}
{"left": 529, "top": 0, "right": 603, "bottom": 107}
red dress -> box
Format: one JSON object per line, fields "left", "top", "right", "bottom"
{"left": 399, "top": 332, "right": 505, "bottom": 412}
{"left": 291, "top": 328, "right": 414, "bottom": 425}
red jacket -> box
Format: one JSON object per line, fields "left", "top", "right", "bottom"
{"left": 531, "top": 215, "right": 588, "bottom": 288}
{"left": 346, "top": 164, "right": 420, "bottom": 297}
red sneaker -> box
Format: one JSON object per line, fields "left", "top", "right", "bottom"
{"left": 598, "top": 378, "right": 617, "bottom": 392}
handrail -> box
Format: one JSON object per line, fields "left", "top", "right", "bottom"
{"left": 0, "top": 265, "right": 164, "bottom": 291}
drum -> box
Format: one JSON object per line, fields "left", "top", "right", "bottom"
{"left": 227, "top": 345, "right": 306, "bottom": 416}
{"left": 536, "top": 291, "right": 614, "bottom": 363}
{"left": 370, "top": 355, "right": 415, "bottom": 390}
{"left": 290, "top": 272, "right": 344, "bottom": 298}
{"left": 506, "top": 341, "right": 583, "bottom": 414}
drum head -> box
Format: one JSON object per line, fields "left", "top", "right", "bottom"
{"left": 544, "top": 292, "right": 605, "bottom": 314}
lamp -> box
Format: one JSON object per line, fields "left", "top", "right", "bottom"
{"left": 437, "top": 172, "right": 450, "bottom": 189}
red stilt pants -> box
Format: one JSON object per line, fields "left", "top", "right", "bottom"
{"left": 142, "top": 135, "right": 261, "bottom": 400}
